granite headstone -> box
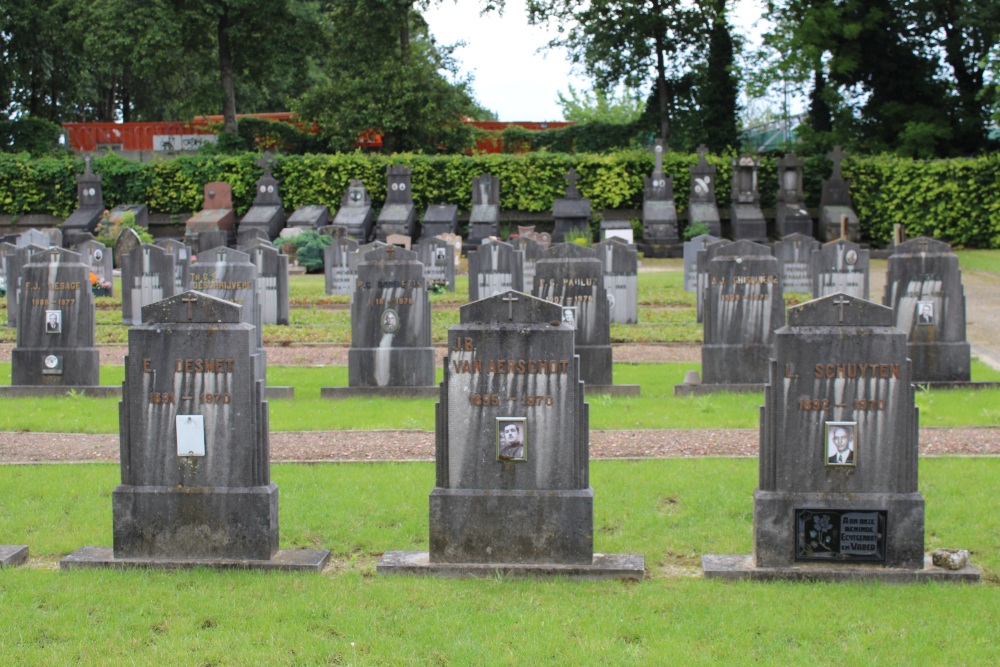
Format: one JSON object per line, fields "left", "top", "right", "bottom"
{"left": 420, "top": 205, "right": 459, "bottom": 239}
{"left": 121, "top": 244, "right": 177, "bottom": 326}
{"left": 185, "top": 181, "right": 235, "bottom": 240}
{"left": 288, "top": 204, "right": 330, "bottom": 229}
{"left": 324, "top": 237, "right": 360, "bottom": 295}
{"left": 467, "top": 239, "right": 523, "bottom": 302}
{"left": 76, "top": 239, "right": 114, "bottom": 297}
{"left": 730, "top": 154, "right": 768, "bottom": 242}
{"left": 415, "top": 237, "right": 456, "bottom": 292}
{"left": 62, "top": 156, "right": 105, "bottom": 245}
{"left": 468, "top": 173, "right": 500, "bottom": 246}
{"left": 640, "top": 139, "right": 679, "bottom": 256}
{"left": 688, "top": 145, "right": 722, "bottom": 236}
{"left": 594, "top": 238, "right": 639, "bottom": 324}
{"left": 775, "top": 233, "right": 820, "bottom": 295}
{"left": 375, "top": 165, "right": 417, "bottom": 240}
{"left": 819, "top": 146, "right": 860, "bottom": 242}
{"left": 113, "top": 227, "right": 143, "bottom": 269}
{"left": 811, "top": 238, "right": 869, "bottom": 300}
{"left": 154, "top": 238, "right": 192, "bottom": 292}
{"left": 695, "top": 238, "right": 732, "bottom": 323}
{"left": 250, "top": 243, "right": 290, "bottom": 326}
{"left": 774, "top": 153, "right": 812, "bottom": 237}
{"left": 4, "top": 243, "right": 46, "bottom": 328}
{"left": 333, "top": 179, "right": 376, "bottom": 242}
{"left": 683, "top": 233, "right": 719, "bottom": 292}
{"left": 551, "top": 169, "right": 591, "bottom": 242}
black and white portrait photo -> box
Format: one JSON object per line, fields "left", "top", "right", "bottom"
{"left": 917, "top": 301, "right": 934, "bottom": 325}
{"left": 561, "top": 306, "right": 577, "bottom": 329}
{"left": 496, "top": 418, "right": 527, "bottom": 462}
{"left": 45, "top": 309, "right": 62, "bottom": 334}
{"left": 825, "top": 421, "right": 857, "bottom": 466}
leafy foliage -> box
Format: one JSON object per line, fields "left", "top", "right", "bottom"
{"left": 290, "top": 231, "right": 332, "bottom": 273}
{"left": 0, "top": 118, "right": 65, "bottom": 155}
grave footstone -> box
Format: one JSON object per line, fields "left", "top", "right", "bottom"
{"left": 415, "top": 237, "right": 456, "bottom": 292}
{"left": 775, "top": 233, "right": 819, "bottom": 295}
{"left": 730, "top": 154, "right": 768, "bottom": 242}
{"left": 250, "top": 243, "right": 290, "bottom": 326}
{"left": 688, "top": 145, "right": 722, "bottom": 236}
{"left": 5, "top": 244, "right": 46, "bottom": 328}
{"left": 819, "top": 146, "right": 860, "bottom": 242}
{"left": 638, "top": 139, "right": 679, "bottom": 257}
{"left": 883, "top": 237, "right": 970, "bottom": 383}
{"left": 420, "top": 204, "right": 458, "bottom": 239}
{"left": 594, "top": 238, "right": 639, "bottom": 324}
{"left": 551, "top": 168, "right": 591, "bottom": 242}
{"left": 239, "top": 153, "right": 286, "bottom": 241}
{"left": 60, "top": 291, "right": 329, "bottom": 572}
{"left": 811, "top": 238, "right": 869, "bottom": 300}
{"left": 76, "top": 239, "right": 114, "bottom": 297}
{"left": 683, "top": 233, "right": 719, "bottom": 292}
{"left": 113, "top": 227, "right": 143, "bottom": 269}
{"left": 154, "top": 238, "right": 192, "bottom": 292}
{"left": 467, "top": 173, "right": 500, "bottom": 246}
{"left": 774, "top": 153, "right": 813, "bottom": 237}
{"left": 288, "top": 204, "right": 329, "bottom": 229}
{"left": 375, "top": 166, "right": 417, "bottom": 240}
{"left": 62, "top": 156, "right": 105, "bottom": 246}
{"left": 703, "top": 294, "right": 978, "bottom": 582}
{"left": 377, "top": 290, "right": 644, "bottom": 579}
{"left": 468, "top": 239, "right": 523, "bottom": 302}
{"left": 324, "top": 237, "right": 359, "bottom": 295}
{"left": 695, "top": 238, "right": 732, "bottom": 323}
{"left": 333, "top": 179, "right": 375, "bottom": 242}
{"left": 121, "top": 244, "right": 177, "bottom": 325}
{"left": 185, "top": 181, "right": 235, "bottom": 242}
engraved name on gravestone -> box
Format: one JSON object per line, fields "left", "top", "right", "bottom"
{"left": 551, "top": 168, "right": 591, "bottom": 242}
{"left": 775, "top": 233, "right": 820, "bottom": 295}
{"left": 348, "top": 246, "right": 435, "bottom": 388}
{"left": 5, "top": 244, "right": 46, "bottom": 328}
{"left": 467, "top": 239, "right": 523, "bottom": 302}
{"left": 702, "top": 240, "right": 785, "bottom": 386}
{"left": 239, "top": 152, "right": 286, "bottom": 240}
{"left": 62, "top": 156, "right": 105, "bottom": 244}
{"left": 420, "top": 204, "right": 459, "bottom": 239}
{"left": 154, "top": 238, "right": 192, "bottom": 292}
{"left": 415, "top": 237, "right": 456, "bottom": 292}
{"left": 688, "top": 145, "right": 722, "bottom": 236}
{"left": 333, "top": 179, "right": 375, "bottom": 242}
{"left": 324, "top": 237, "right": 359, "bottom": 295}
{"left": 468, "top": 173, "right": 500, "bottom": 246}
{"left": 819, "top": 145, "right": 859, "bottom": 242}
{"left": 121, "top": 244, "right": 176, "bottom": 326}
{"left": 512, "top": 234, "right": 543, "bottom": 292}
{"left": 811, "top": 238, "right": 869, "bottom": 300}
{"left": 883, "top": 237, "right": 970, "bottom": 382}
{"left": 695, "top": 238, "right": 732, "bottom": 323}
{"left": 533, "top": 243, "right": 613, "bottom": 387}
{"left": 755, "top": 294, "right": 923, "bottom": 568}
{"left": 375, "top": 165, "right": 417, "bottom": 240}
{"left": 594, "top": 238, "right": 639, "bottom": 324}
{"left": 774, "top": 153, "right": 813, "bottom": 237}
{"left": 250, "top": 243, "right": 290, "bottom": 326}
{"left": 730, "top": 154, "right": 768, "bottom": 243}
{"left": 77, "top": 239, "right": 114, "bottom": 297}
{"left": 12, "top": 248, "right": 99, "bottom": 386}
{"left": 683, "top": 234, "right": 719, "bottom": 292}
{"left": 642, "top": 138, "right": 679, "bottom": 249}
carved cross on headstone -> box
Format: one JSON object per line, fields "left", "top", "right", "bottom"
{"left": 833, "top": 295, "right": 850, "bottom": 325}
{"left": 181, "top": 294, "right": 198, "bottom": 321}
{"left": 256, "top": 151, "right": 275, "bottom": 178}
{"left": 700, "top": 236, "right": 711, "bottom": 249}
{"left": 501, "top": 293, "right": 518, "bottom": 321}
{"left": 828, "top": 145, "right": 846, "bottom": 180}
{"left": 385, "top": 245, "right": 395, "bottom": 259}
{"left": 919, "top": 238, "right": 929, "bottom": 255}
{"left": 564, "top": 168, "right": 581, "bottom": 199}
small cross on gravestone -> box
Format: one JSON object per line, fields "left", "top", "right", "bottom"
{"left": 832, "top": 295, "right": 850, "bottom": 325}
{"left": 564, "top": 168, "right": 581, "bottom": 199}
{"left": 501, "top": 293, "right": 518, "bottom": 321}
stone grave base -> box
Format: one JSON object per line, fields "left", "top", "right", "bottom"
{"left": 552, "top": 219, "right": 588, "bottom": 243}
{"left": 0, "top": 545, "right": 29, "bottom": 567}
{"left": 731, "top": 206, "right": 768, "bottom": 243}
{"left": 636, "top": 241, "right": 682, "bottom": 258}
{"left": 348, "top": 348, "right": 436, "bottom": 388}
{"left": 0, "top": 385, "right": 121, "bottom": 398}
{"left": 378, "top": 550, "right": 644, "bottom": 580}
{"left": 265, "top": 386, "right": 295, "bottom": 399}
{"left": 909, "top": 342, "right": 971, "bottom": 384}
{"left": 674, "top": 382, "right": 766, "bottom": 396}
{"left": 775, "top": 208, "right": 813, "bottom": 237}
{"left": 321, "top": 386, "right": 439, "bottom": 399}
{"left": 12, "top": 348, "right": 100, "bottom": 386}
{"left": 701, "top": 554, "right": 980, "bottom": 584}
{"left": 60, "top": 546, "right": 329, "bottom": 572}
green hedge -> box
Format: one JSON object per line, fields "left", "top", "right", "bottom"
{"left": 1, "top": 151, "right": 998, "bottom": 248}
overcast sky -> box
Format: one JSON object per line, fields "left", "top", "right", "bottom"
{"left": 423, "top": 0, "right": 770, "bottom": 122}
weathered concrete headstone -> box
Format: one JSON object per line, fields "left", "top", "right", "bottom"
{"left": 774, "top": 153, "right": 813, "bottom": 237}
{"left": 76, "top": 239, "right": 114, "bottom": 297}
{"left": 195, "top": 230, "right": 229, "bottom": 254}
{"left": 154, "top": 238, "right": 192, "bottom": 292}
{"left": 239, "top": 153, "right": 286, "bottom": 241}
{"left": 883, "top": 237, "right": 970, "bottom": 382}
{"left": 121, "top": 244, "right": 177, "bottom": 326}
{"left": 467, "top": 173, "right": 500, "bottom": 246}
{"left": 420, "top": 204, "right": 458, "bottom": 239}
{"left": 62, "top": 156, "right": 105, "bottom": 245}
{"left": 185, "top": 181, "right": 235, "bottom": 240}
{"left": 349, "top": 241, "right": 388, "bottom": 273}
{"left": 324, "top": 237, "right": 360, "bottom": 295}
{"left": 688, "top": 145, "right": 722, "bottom": 236}
{"left": 683, "top": 233, "right": 719, "bottom": 292}
{"left": 113, "top": 227, "right": 143, "bottom": 269}
{"left": 551, "top": 168, "right": 591, "bottom": 242}
{"left": 594, "top": 238, "right": 638, "bottom": 324}
{"left": 819, "top": 145, "right": 860, "bottom": 242}
{"left": 60, "top": 291, "right": 328, "bottom": 571}
{"left": 775, "top": 233, "right": 820, "bottom": 294}
{"left": 639, "top": 138, "right": 679, "bottom": 256}
{"left": 0, "top": 241, "right": 17, "bottom": 296}
{"left": 288, "top": 204, "right": 329, "bottom": 229}
{"left": 517, "top": 225, "right": 552, "bottom": 250}
{"left": 730, "top": 154, "right": 768, "bottom": 242}
{"left": 4, "top": 243, "right": 46, "bottom": 328}
{"left": 415, "top": 237, "right": 456, "bottom": 292}
{"left": 12, "top": 248, "right": 99, "bottom": 386}
{"left": 18, "top": 229, "right": 51, "bottom": 248}
{"left": 236, "top": 227, "right": 271, "bottom": 250}
{"left": 333, "top": 179, "right": 375, "bottom": 242}
{"left": 695, "top": 238, "right": 732, "bottom": 323}
{"left": 377, "top": 290, "right": 643, "bottom": 579}
{"left": 250, "top": 243, "right": 290, "bottom": 326}
{"left": 375, "top": 165, "right": 417, "bottom": 240}
{"left": 467, "top": 239, "right": 523, "bottom": 302}
{"left": 811, "top": 238, "right": 869, "bottom": 300}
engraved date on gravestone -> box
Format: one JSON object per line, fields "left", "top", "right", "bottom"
{"left": 795, "top": 509, "right": 886, "bottom": 563}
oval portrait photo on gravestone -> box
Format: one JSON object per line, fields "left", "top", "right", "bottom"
{"left": 496, "top": 417, "right": 527, "bottom": 462}
{"left": 825, "top": 421, "right": 857, "bottom": 466}
{"left": 380, "top": 308, "right": 400, "bottom": 334}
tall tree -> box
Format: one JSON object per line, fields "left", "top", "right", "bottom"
{"left": 697, "top": 0, "right": 740, "bottom": 151}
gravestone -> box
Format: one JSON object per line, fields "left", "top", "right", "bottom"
{"left": 349, "top": 241, "right": 388, "bottom": 273}
{"left": 774, "top": 153, "right": 813, "bottom": 237}
{"left": 375, "top": 165, "right": 417, "bottom": 240}
{"left": 467, "top": 173, "right": 500, "bottom": 245}
{"left": 467, "top": 239, "right": 523, "bottom": 302}
{"left": 237, "top": 227, "right": 271, "bottom": 250}
{"left": 378, "top": 290, "right": 643, "bottom": 579}
{"left": 61, "top": 291, "right": 328, "bottom": 571}
{"left": 62, "top": 156, "right": 105, "bottom": 246}
{"left": 5, "top": 244, "right": 46, "bottom": 328}
{"left": 517, "top": 225, "right": 552, "bottom": 250}
{"left": 154, "top": 238, "right": 192, "bottom": 292}
{"left": 551, "top": 168, "right": 591, "bottom": 242}
{"left": 819, "top": 146, "right": 860, "bottom": 242}
{"left": 695, "top": 238, "right": 732, "bottom": 323}
{"left": 239, "top": 153, "right": 286, "bottom": 241}
{"left": 533, "top": 243, "right": 613, "bottom": 388}
{"left": 688, "top": 145, "right": 722, "bottom": 236}
{"left": 12, "top": 248, "right": 99, "bottom": 386}
{"left": 883, "top": 237, "right": 970, "bottom": 383}
{"left": 420, "top": 204, "right": 458, "bottom": 239}
{"left": 121, "top": 244, "right": 177, "bottom": 326}
{"left": 415, "top": 237, "right": 456, "bottom": 292}
{"left": 512, "top": 234, "right": 544, "bottom": 292}
{"left": 683, "top": 233, "right": 719, "bottom": 292}
{"left": 195, "top": 230, "right": 229, "bottom": 254}
{"left": 704, "top": 294, "right": 977, "bottom": 582}
{"left": 250, "top": 243, "right": 290, "bottom": 326}
{"left": 730, "top": 154, "right": 768, "bottom": 242}
{"left": 639, "top": 139, "right": 679, "bottom": 256}
{"left": 76, "top": 239, "right": 114, "bottom": 297}
{"left": 344, "top": 246, "right": 435, "bottom": 389}
{"left": 185, "top": 181, "right": 235, "bottom": 240}
{"left": 436, "top": 232, "right": 463, "bottom": 268}
{"left": 113, "top": 227, "right": 143, "bottom": 269}
{"left": 18, "top": 228, "right": 51, "bottom": 248}
{"left": 698, "top": 240, "right": 784, "bottom": 388}
{"left": 0, "top": 241, "right": 17, "bottom": 296}
{"left": 333, "top": 179, "right": 375, "bottom": 242}
{"left": 107, "top": 204, "right": 150, "bottom": 231}
{"left": 811, "top": 238, "right": 869, "bottom": 300}
{"left": 594, "top": 238, "right": 639, "bottom": 324}
{"left": 288, "top": 204, "right": 329, "bottom": 229}
{"left": 775, "top": 233, "right": 820, "bottom": 295}
{"left": 324, "top": 237, "right": 359, "bottom": 295}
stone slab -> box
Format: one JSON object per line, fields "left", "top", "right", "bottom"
{"left": 321, "top": 386, "right": 439, "bottom": 399}
{"left": 378, "top": 550, "right": 644, "bottom": 580}
{"left": 60, "top": 546, "right": 330, "bottom": 572}
{"left": 265, "top": 386, "right": 295, "bottom": 399}
{"left": 583, "top": 384, "right": 641, "bottom": 397}
{"left": 0, "top": 385, "right": 121, "bottom": 398}
{"left": 0, "top": 545, "right": 29, "bottom": 567}
{"left": 701, "top": 554, "right": 980, "bottom": 583}
{"left": 674, "top": 382, "right": 766, "bottom": 397}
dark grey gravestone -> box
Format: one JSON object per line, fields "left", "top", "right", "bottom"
{"left": 251, "top": 244, "right": 290, "bottom": 326}
{"left": 811, "top": 239, "right": 869, "bottom": 300}
{"left": 345, "top": 246, "right": 435, "bottom": 388}
{"left": 113, "top": 227, "right": 143, "bottom": 269}
{"left": 62, "top": 156, "right": 105, "bottom": 245}
{"left": 700, "top": 240, "right": 784, "bottom": 387}
{"left": 108, "top": 204, "right": 150, "bottom": 231}
{"left": 884, "top": 237, "right": 970, "bottom": 382}
{"left": 18, "top": 228, "right": 51, "bottom": 248}
{"left": 819, "top": 146, "right": 860, "bottom": 242}
{"left": 775, "top": 233, "right": 820, "bottom": 294}
{"left": 324, "top": 237, "right": 359, "bottom": 295}
{"left": 239, "top": 153, "right": 286, "bottom": 240}
{"left": 730, "top": 154, "right": 768, "bottom": 242}
{"left": 154, "top": 238, "right": 191, "bottom": 292}
{"left": 375, "top": 165, "right": 417, "bottom": 240}
{"left": 512, "top": 235, "right": 544, "bottom": 291}
{"left": 688, "top": 145, "right": 722, "bottom": 236}
{"left": 640, "top": 139, "right": 679, "bottom": 256}
{"left": 12, "top": 248, "right": 99, "bottom": 386}
{"left": 42, "top": 227, "right": 64, "bottom": 248}
{"left": 695, "top": 239, "right": 732, "bottom": 323}
{"left": 420, "top": 204, "right": 459, "bottom": 239}
{"left": 468, "top": 173, "right": 500, "bottom": 246}
{"left": 185, "top": 181, "right": 235, "bottom": 238}
{"left": 317, "top": 224, "right": 349, "bottom": 240}
{"left": 0, "top": 242, "right": 17, "bottom": 297}
{"left": 533, "top": 244, "right": 612, "bottom": 387}
{"left": 5, "top": 244, "right": 46, "bottom": 328}
{"left": 468, "top": 239, "right": 523, "bottom": 303}
{"left": 683, "top": 234, "right": 719, "bottom": 292}
{"left": 594, "top": 238, "right": 638, "bottom": 324}
{"left": 333, "top": 180, "right": 375, "bottom": 242}
{"left": 774, "top": 153, "right": 813, "bottom": 237}
{"left": 121, "top": 245, "right": 176, "bottom": 326}
{"left": 377, "top": 290, "right": 643, "bottom": 579}
{"left": 415, "top": 237, "right": 456, "bottom": 292}
{"left": 195, "top": 230, "right": 229, "bottom": 254}
{"left": 350, "top": 241, "right": 388, "bottom": 272}
{"left": 552, "top": 168, "right": 591, "bottom": 242}
{"left": 236, "top": 227, "right": 270, "bottom": 250}
{"left": 76, "top": 239, "right": 114, "bottom": 297}
{"left": 288, "top": 204, "right": 329, "bottom": 229}
{"left": 60, "top": 291, "right": 328, "bottom": 571}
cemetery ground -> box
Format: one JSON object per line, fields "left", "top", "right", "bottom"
{"left": 0, "top": 252, "right": 998, "bottom": 663}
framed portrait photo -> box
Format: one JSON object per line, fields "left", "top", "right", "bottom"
{"left": 916, "top": 301, "right": 934, "bottom": 325}
{"left": 561, "top": 306, "right": 577, "bottom": 330}
{"left": 44, "top": 309, "right": 62, "bottom": 334}
{"left": 496, "top": 417, "right": 527, "bottom": 462}
{"left": 825, "top": 421, "right": 857, "bottom": 467}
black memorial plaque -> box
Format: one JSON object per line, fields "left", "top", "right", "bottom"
{"left": 795, "top": 509, "right": 887, "bottom": 563}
